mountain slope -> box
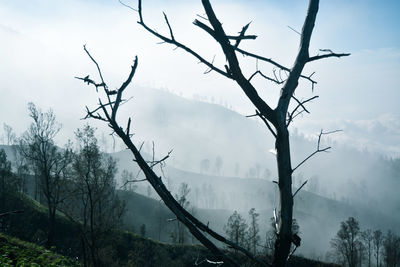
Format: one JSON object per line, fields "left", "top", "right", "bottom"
{"left": 0, "top": 233, "right": 81, "bottom": 267}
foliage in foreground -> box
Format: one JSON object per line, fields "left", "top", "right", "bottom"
{"left": 0, "top": 233, "right": 81, "bottom": 267}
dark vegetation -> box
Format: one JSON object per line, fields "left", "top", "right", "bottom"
{"left": 0, "top": 171, "right": 340, "bottom": 266}
{"left": 0, "top": 232, "right": 81, "bottom": 267}
{"left": 329, "top": 216, "right": 400, "bottom": 267}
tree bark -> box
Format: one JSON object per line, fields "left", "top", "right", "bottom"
{"left": 272, "top": 125, "right": 293, "bottom": 267}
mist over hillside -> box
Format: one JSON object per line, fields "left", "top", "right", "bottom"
{"left": 114, "top": 86, "right": 400, "bottom": 206}
{"left": 111, "top": 149, "right": 400, "bottom": 258}
{"left": 101, "top": 87, "right": 400, "bottom": 258}
{"left": 2, "top": 86, "right": 399, "bottom": 260}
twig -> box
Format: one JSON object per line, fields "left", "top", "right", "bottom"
{"left": 234, "top": 46, "right": 317, "bottom": 86}
{"left": 83, "top": 45, "right": 108, "bottom": 92}
{"left": 118, "top": 0, "right": 137, "bottom": 12}
{"left": 234, "top": 22, "right": 255, "bottom": 48}
{"left": 248, "top": 70, "right": 284, "bottom": 85}
{"left": 287, "top": 95, "right": 319, "bottom": 126}
{"left": 137, "top": 0, "right": 229, "bottom": 79}
{"left": 292, "top": 129, "right": 342, "bottom": 173}
{"left": 308, "top": 49, "right": 351, "bottom": 62}
{"left": 292, "top": 180, "right": 308, "bottom": 198}
{"left": 163, "top": 12, "right": 175, "bottom": 40}
{"left": 287, "top": 245, "right": 298, "bottom": 261}
{"left": 287, "top": 25, "right": 301, "bottom": 35}
{"left": 246, "top": 110, "right": 277, "bottom": 138}
{"left": 120, "top": 178, "right": 147, "bottom": 189}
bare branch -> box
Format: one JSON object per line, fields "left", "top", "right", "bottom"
{"left": 196, "top": 14, "right": 208, "bottom": 21}
{"left": 246, "top": 110, "right": 277, "bottom": 138}
{"left": 75, "top": 76, "right": 105, "bottom": 90}
{"left": 120, "top": 178, "right": 147, "bottom": 190}
{"left": 292, "top": 180, "right": 308, "bottom": 198}
{"left": 194, "top": 19, "right": 257, "bottom": 46}
{"left": 113, "top": 56, "right": 138, "bottom": 120}
{"left": 228, "top": 34, "right": 257, "bottom": 41}
{"left": 275, "top": 0, "right": 320, "bottom": 116}
{"left": 234, "top": 46, "right": 317, "bottom": 86}
{"left": 287, "top": 25, "right": 301, "bottom": 35}
{"left": 248, "top": 70, "right": 284, "bottom": 85}
{"left": 292, "top": 129, "right": 342, "bottom": 173}
{"left": 126, "top": 117, "right": 132, "bottom": 136}
{"left": 287, "top": 95, "right": 319, "bottom": 126}
{"left": 83, "top": 102, "right": 114, "bottom": 119}
{"left": 233, "top": 22, "right": 255, "bottom": 48}
{"left": 83, "top": 106, "right": 108, "bottom": 122}
{"left": 163, "top": 12, "right": 175, "bottom": 40}
{"left": 308, "top": 49, "right": 351, "bottom": 62}
{"left": 137, "top": 0, "right": 229, "bottom": 78}
{"left": 149, "top": 149, "right": 173, "bottom": 169}
{"left": 200, "top": 0, "right": 277, "bottom": 127}
{"left": 204, "top": 55, "right": 216, "bottom": 74}
{"left": 287, "top": 245, "right": 299, "bottom": 261}
{"left": 83, "top": 45, "right": 108, "bottom": 92}
{"left": 118, "top": 0, "right": 137, "bottom": 12}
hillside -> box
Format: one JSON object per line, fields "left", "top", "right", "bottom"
{"left": 0, "top": 233, "right": 81, "bottom": 267}
{"left": 2, "top": 87, "right": 400, "bottom": 262}
{"left": 113, "top": 148, "right": 400, "bottom": 258}
{"left": 0, "top": 192, "right": 340, "bottom": 266}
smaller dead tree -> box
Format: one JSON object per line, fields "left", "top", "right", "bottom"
{"left": 76, "top": 46, "right": 265, "bottom": 266}
{"left": 247, "top": 208, "right": 261, "bottom": 255}
{"left": 19, "top": 103, "right": 72, "bottom": 247}
{"left": 0, "top": 148, "right": 20, "bottom": 232}
{"left": 175, "top": 182, "right": 191, "bottom": 244}
{"left": 330, "top": 217, "right": 362, "bottom": 267}
{"left": 3, "top": 123, "right": 16, "bottom": 146}
{"left": 373, "top": 229, "right": 384, "bottom": 267}
{"left": 383, "top": 230, "right": 400, "bottom": 267}
{"left": 361, "top": 229, "right": 373, "bottom": 267}
{"left": 224, "top": 211, "right": 248, "bottom": 253}
{"left": 63, "top": 125, "right": 125, "bottom": 267}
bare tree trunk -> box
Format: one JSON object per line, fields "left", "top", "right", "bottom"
{"left": 273, "top": 127, "right": 293, "bottom": 266}
{"left": 46, "top": 206, "right": 56, "bottom": 248}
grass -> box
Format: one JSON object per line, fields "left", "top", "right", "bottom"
{"left": 0, "top": 233, "right": 81, "bottom": 267}
{"left": 1, "top": 191, "right": 340, "bottom": 266}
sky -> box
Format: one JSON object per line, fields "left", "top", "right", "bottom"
{"left": 0, "top": 0, "right": 399, "bottom": 156}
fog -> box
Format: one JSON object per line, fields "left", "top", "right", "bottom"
{"left": 1, "top": 0, "right": 399, "bottom": 262}
{"left": 104, "top": 88, "right": 400, "bottom": 257}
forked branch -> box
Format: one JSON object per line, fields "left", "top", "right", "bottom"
{"left": 137, "top": 0, "right": 229, "bottom": 79}
{"left": 287, "top": 95, "right": 319, "bottom": 126}
{"left": 292, "top": 129, "right": 342, "bottom": 173}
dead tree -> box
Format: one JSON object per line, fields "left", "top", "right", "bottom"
{"left": 77, "top": 47, "right": 265, "bottom": 266}
{"left": 132, "top": 0, "right": 348, "bottom": 265}
{"left": 77, "top": 1, "right": 348, "bottom": 265}
{"left": 19, "top": 103, "right": 73, "bottom": 247}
